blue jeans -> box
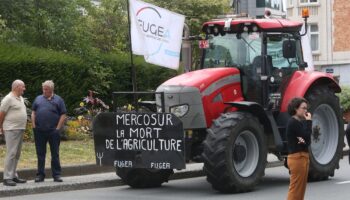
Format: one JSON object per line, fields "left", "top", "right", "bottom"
{"left": 34, "top": 129, "right": 61, "bottom": 178}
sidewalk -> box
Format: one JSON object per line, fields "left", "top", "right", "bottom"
{"left": 0, "top": 154, "right": 283, "bottom": 197}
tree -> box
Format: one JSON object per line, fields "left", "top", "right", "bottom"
{"left": 30, "top": 0, "right": 82, "bottom": 50}
{"left": 0, "top": 0, "right": 90, "bottom": 52}
{"left": 88, "top": 0, "right": 129, "bottom": 53}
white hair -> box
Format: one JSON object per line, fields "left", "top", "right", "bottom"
{"left": 11, "top": 79, "right": 24, "bottom": 90}
{"left": 42, "top": 80, "right": 55, "bottom": 90}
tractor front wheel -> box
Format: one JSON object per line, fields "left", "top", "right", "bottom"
{"left": 202, "top": 112, "right": 267, "bottom": 193}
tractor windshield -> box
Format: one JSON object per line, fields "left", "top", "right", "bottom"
{"left": 202, "top": 32, "right": 303, "bottom": 71}
{"left": 202, "top": 33, "right": 261, "bottom": 69}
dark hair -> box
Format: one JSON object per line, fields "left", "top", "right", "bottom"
{"left": 287, "top": 97, "right": 308, "bottom": 116}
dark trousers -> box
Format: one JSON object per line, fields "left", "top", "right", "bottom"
{"left": 346, "top": 123, "right": 350, "bottom": 164}
{"left": 34, "top": 129, "right": 61, "bottom": 178}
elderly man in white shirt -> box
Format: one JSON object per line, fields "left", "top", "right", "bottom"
{"left": 0, "top": 80, "right": 27, "bottom": 186}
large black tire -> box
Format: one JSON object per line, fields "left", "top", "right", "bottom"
{"left": 305, "top": 86, "right": 344, "bottom": 181}
{"left": 116, "top": 168, "right": 173, "bottom": 188}
{"left": 202, "top": 112, "right": 267, "bottom": 193}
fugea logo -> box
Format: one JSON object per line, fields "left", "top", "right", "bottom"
{"left": 135, "top": 6, "right": 172, "bottom": 57}
{"left": 136, "top": 6, "right": 170, "bottom": 42}
{"left": 130, "top": 0, "right": 185, "bottom": 66}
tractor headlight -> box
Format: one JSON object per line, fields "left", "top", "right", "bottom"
{"left": 170, "top": 104, "right": 189, "bottom": 118}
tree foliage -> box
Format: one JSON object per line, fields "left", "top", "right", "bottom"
{"left": 0, "top": 0, "right": 231, "bottom": 57}
{"left": 0, "top": 0, "right": 81, "bottom": 50}
{"left": 89, "top": 0, "right": 129, "bottom": 53}
{"left": 0, "top": 0, "right": 232, "bottom": 112}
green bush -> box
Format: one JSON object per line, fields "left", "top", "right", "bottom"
{"left": 101, "top": 53, "right": 178, "bottom": 90}
{"left": 338, "top": 86, "right": 350, "bottom": 113}
{"left": 0, "top": 42, "right": 178, "bottom": 113}
{"left": 0, "top": 42, "right": 96, "bottom": 112}
{"left": 100, "top": 53, "right": 178, "bottom": 107}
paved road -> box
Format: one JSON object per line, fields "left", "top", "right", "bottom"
{"left": 5, "top": 156, "right": 350, "bottom": 200}
{"left": 0, "top": 153, "right": 284, "bottom": 197}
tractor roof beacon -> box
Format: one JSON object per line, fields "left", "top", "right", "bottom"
{"left": 93, "top": 9, "right": 344, "bottom": 193}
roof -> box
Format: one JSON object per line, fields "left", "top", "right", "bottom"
{"left": 202, "top": 18, "right": 303, "bottom": 33}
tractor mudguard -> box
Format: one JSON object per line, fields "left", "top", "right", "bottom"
{"left": 92, "top": 112, "right": 185, "bottom": 170}
{"left": 224, "top": 101, "right": 283, "bottom": 151}
{"left": 280, "top": 71, "right": 341, "bottom": 112}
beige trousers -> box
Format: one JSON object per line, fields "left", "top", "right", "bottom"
{"left": 287, "top": 151, "right": 310, "bottom": 200}
{"left": 3, "top": 129, "right": 25, "bottom": 179}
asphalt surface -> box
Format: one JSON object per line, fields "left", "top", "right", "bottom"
{"left": 8, "top": 157, "right": 350, "bottom": 200}
{"left": 1, "top": 134, "right": 349, "bottom": 198}
{"left": 0, "top": 154, "right": 285, "bottom": 198}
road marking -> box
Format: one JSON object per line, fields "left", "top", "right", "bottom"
{"left": 336, "top": 180, "right": 350, "bottom": 185}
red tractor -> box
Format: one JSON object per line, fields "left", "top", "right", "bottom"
{"left": 93, "top": 10, "right": 344, "bottom": 193}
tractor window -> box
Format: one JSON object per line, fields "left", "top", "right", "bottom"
{"left": 202, "top": 33, "right": 262, "bottom": 69}
{"left": 266, "top": 34, "right": 301, "bottom": 69}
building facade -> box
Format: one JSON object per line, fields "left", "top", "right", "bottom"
{"left": 287, "top": 0, "right": 350, "bottom": 86}
{"left": 236, "top": 0, "right": 285, "bottom": 18}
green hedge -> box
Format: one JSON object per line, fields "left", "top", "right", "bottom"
{"left": 0, "top": 42, "right": 91, "bottom": 112}
{"left": 101, "top": 53, "right": 177, "bottom": 91}
{"left": 0, "top": 43, "right": 178, "bottom": 113}
{"left": 95, "top": 53, "right": 178, "bottom": 108}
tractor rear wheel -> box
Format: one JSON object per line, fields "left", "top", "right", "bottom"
{"left": 305, "top": 86, "right": 344, "bottom": 181}
{"left": 117, "top": 168, "right": 173, "bottom": 188}
{"left": 202, "top": 112, "right": 267, "bottom": 193}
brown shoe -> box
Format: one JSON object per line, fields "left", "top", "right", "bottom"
{"left": 3, "top": 179, "right": 16, "bottom": 186}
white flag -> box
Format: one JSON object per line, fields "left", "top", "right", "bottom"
{"left": 129, "top": 0, "right": 185, "bottom": 70}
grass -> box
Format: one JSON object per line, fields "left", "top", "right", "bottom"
{"left": 0, "top": 139, "right": 96, "bottom": 171}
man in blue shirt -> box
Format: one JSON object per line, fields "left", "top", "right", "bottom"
{"left": 31, "top": 80, "right": 66, "bottom": 182}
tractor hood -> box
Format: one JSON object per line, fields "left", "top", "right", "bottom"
{"left": 160, "top": 68, "right": 240, "bottom": 92}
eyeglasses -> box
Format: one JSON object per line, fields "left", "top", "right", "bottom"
{"left": 299, "top": 106, "right": 307, "bottom": 110}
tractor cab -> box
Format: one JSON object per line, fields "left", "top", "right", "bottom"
{"left": 200, "top": 15, "right": 307, "bottom": 111}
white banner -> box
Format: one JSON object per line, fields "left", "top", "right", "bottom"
{"left": 129, "top": 0, "right": 185, "bottom": 70}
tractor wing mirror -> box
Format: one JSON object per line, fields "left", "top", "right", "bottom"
{"left": 283, "top": 40, "right": 296, "bottom": 59}
{"left": 299, "top": 62, "right": 308, "bottom": 69}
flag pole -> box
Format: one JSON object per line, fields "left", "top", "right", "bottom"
{"left": 127, "top": 0, "right": 137, "bottom": 92}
